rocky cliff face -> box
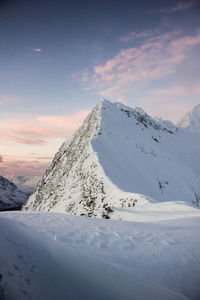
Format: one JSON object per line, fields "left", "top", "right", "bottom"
{"left": 0, "top": 176, "right": 28, "bottom": 211}
{"left": 23, "top": 100, "right": 200, "bottom": 218}
{"left": 23, "top": 101, "right": 114, "bottom": 218}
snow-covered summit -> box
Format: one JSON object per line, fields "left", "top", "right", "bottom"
{"left": 23, "top": 100, "right": 200, "bottom": 219}
{"left": 0, "top": 176, "right": 28, "bottom": 211}
{"left": 177, "top": 104, "right": 200, "bottom": 131}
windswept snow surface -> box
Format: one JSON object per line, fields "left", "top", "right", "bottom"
{"left": 92, "top": 101, "right": 200, "bottom": 205}
{"left": 1, "top": 211, "right": 200, "bottom": 300}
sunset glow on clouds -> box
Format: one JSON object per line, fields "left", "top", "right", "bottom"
{"left": 0, "top": 110, "right": 89, "bottom": 175}
{"left": 86, "top": 30, "right": 200, "bottom": 94}
{"left": 81, "top": 29, "right": 200, "bottom": 120}
{"left": 0, "top": 0, "right": 200, "bottom": 176}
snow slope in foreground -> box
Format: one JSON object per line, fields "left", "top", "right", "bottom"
{"left": 1, "top": 211, "right": 200, "bottom": 300}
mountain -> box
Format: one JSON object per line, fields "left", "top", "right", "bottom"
{"left": 5, "top": 175, "right": 41, "bottom": 195}
{"left": 23, "top": 100, "right": 200, "bottom": 218}
{"left": 0, "top": 176, "right": 28, "bottom": 211}
{"left": 177, "top": 104, "right": 200, "bottom": 131}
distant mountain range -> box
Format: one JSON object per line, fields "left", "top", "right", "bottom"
{"left": 0, "top": 176, "right": 28, "bottom": 211}
{"left": 23, "top": 100, "right": 200, "bottom": 219}
{"left": 5, "top": 175, "right": 41, "bottom": 195}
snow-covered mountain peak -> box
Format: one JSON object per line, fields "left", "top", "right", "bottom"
{"left": 23, "top": 99, "right": 200, "bottom": 218}
{"left": 177, "top": 103, "right": 200, "bottom": 131}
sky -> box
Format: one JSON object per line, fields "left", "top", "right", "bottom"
{"left": 0, "top": 0, "right": 200, "bottom": 176}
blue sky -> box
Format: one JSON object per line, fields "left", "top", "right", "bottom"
{"left": 0, "top": 0, "right": 200, "bottom": 175}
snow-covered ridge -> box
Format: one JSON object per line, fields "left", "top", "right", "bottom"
{"left": 0, "top": 176, "right": 28, "bottom": 211}
{"left": 23, "top": 99, "right": 200, "bottom": 219}
{"left": 177, "top": 104, "right": 200, "bottom": 131}
{"left": 114, "top": 101, "right": 176, "bottom": 133}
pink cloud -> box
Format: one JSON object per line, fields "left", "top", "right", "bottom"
{"left": 0, "top": 156, "right": 51, "bottom": 176}
{"left": 82, "top": 30, "right": 200, "bottom": 101}
{"left": 32, "top": 48, "right": 42, "bottom": 53}
{"left": 120, "top": 29, "right": 159, "bottom": 43}
{"left": 0, "top": 109, "right": 90, "bottom": 143}
{"left": 0, "top": 109, "right": 90, "bottom": 175}
{"left": 11, "top": 136, "right": 47, "bottom": 145}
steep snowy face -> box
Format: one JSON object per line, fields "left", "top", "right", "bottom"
{"left": 23, "top": 100, "right": 200, "bottom": 218}
{"left": 92, "top": 101, "right": 200, "bottom": 206}
{"left": 0, "top": 176, "right": 28, "bottom": 211}
{"left": 177, "top": 104, "right": 200, "bottom": 131}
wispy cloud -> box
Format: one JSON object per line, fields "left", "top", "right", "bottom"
{"left": 0, "top": 109, "right": 89, "bottom": 145}
{"left": 0, "top": 155, "right": 3, "bottom": 163}
{"left": 0, "top": 97, "right": 19, "bottom": 105}
{"left": 0, "top": 109, "right": 90, "bottom": 175}
{"left": 81, "top": 29, "right": 200, "bottom": 101}
{"left": 10, "top": 136, "right": 47, "bottom": 145}
{"left": 120, "top": 28, "right": 159, "bottom": 43}
{"left": 32, "top": 48, "right": 42, "bottom": 53}
{"left": 0, "top": 156, "right": 50, "bottom": 176}
{"left": 160, "top": 0, "right": 199, "bottom": 13}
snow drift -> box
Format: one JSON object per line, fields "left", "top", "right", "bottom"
{"left": 1, "top": 213, "right": 196, "bottom": 300}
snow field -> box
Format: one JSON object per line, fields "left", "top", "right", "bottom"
{"left": 1, "top": 211, "right": 200, "bottom": 299}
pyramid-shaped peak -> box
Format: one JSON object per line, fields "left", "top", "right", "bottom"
{"left": 23, "top": 98, "right": 200, "bottom": 218}
{"left": 99, "top": 98, "right": 111, "bottom": 103}
{"left": 98, "top": 98, "right": 112, "bottom": 106}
